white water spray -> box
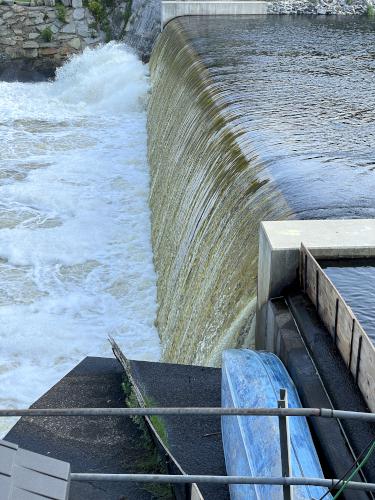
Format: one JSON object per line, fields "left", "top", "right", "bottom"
{"left": 0, "top": 43, "right": 161, "bottom": 436}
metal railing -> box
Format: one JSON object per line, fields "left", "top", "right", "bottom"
{"left": 0, "top": 406, "right": 374, "bottom": 421}
{"left": 2, "top": 396, "right": 375, "bottom": 498}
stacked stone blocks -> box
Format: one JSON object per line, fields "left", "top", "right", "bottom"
{"left": 0, "top": 1, "right": 102, "bottom": 66}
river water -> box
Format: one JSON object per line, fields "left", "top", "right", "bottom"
{"left": 183, "top": 15, "right": 375, "bottom": 218}
{"left": 0, "top": 43, "right": 160, "bottom": 435}
{"left": 148, "top": 15, "right": 375, "bottom": 365}
{"left": 321, "top": 259, "right": 375, "bottom": 343}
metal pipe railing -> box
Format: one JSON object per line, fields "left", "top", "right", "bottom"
{"left": 70, "top": 473, "right": 375, "bottom": 491}
{"left": 0, "top": 407, "right": 373, "bottom": 421}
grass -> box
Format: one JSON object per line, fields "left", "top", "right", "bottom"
{"left": 56, "top": 2, "right": 67, "bottom": 23}
{"left": 41, "top": 26, "right": 53, "bottom": 42}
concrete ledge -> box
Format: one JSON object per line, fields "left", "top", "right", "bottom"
{"left": 162, "top": 1, "right": 269, "bottom": 28}
{"left": 256, "top": 219, "right": 375, "bottom": 349}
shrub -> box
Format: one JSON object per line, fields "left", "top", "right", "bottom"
{"left": 87, "top": 0, "right": 112, "bottom": 41}
{"left": 41, "top": 26, "right": 53, "bottom": 42}
{"left": 56, "top": 2, "right": 67, "bottom": 23}
{"left": 367, "top": 3, "right": 375, "bottom": 15}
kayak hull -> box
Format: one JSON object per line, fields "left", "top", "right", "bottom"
{"left": 221, "top": 349, "right": 331, "bottom": 500}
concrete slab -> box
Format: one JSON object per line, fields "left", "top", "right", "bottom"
{"left": 256, "top": 219, "right": 375, "bottom": 349}
{"left": 5, "top": 357, "right": 156, "bottom": 500}
{"left": 162, "top": 1, "right": 268, "bottom": 28}
{"left": 129, "top": 359, "right": 230, "bottom": 500}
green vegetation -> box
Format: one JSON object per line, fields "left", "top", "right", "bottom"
{"left": 123, "top": 0, "right": 132, "bottom": 27}
{"left": 85, "top": 0, "right": 112, "bottom": 42}
{"left": 84, "top": 0, "right": 132, "bottom": 42}
{"left": 121, "top": 376, "right": 173, "bottom": 499}
{"left": 41, "top": 26, "right": 53, "bottom": 42}
{"left": 56, "top": 2, "right": 67, "bottom": 23}
{"left": 366, "top": 3, "right": 375, "bottom": 15}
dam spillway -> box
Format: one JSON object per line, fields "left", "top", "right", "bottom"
{"left": 148, "top": 15, "right": 375, "bottom": 366}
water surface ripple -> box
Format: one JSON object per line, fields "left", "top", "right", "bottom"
{"left": 185, "top": 15, "right": 375, "bottom": 217}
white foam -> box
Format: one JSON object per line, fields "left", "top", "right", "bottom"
{"left": 0, "top": 43, "right": 161, "bottom": 436}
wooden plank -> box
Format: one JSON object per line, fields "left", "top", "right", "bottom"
{"left": 299, "top": 244, "right": 375, "bottom": 413}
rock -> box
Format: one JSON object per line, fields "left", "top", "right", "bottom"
{"left": 28, "top": 32, "right": 39, "bottom": 39}
{"left": 68, "top": 36, "right": 81, "bottom": 49}
{"left": 76, "top": 20, "right": 90, "bottom": 36}
{"left": 0, "top": 37, "right": 17, "bottom": 46}
{"left": 23, "top": 40, "right": 39, "bottom": 48}
{"left": 23, "top": 48, "right": 38, "bottom": 58}
{"left": 61, "top": 22, "right": 76, "bottom": 33}
{"left": 40, "top": 46, "right": 58, "bottom": 55}
{"left": 72, "top": 0, "right": 82, "bottom": 7}
{"left": 3, "top": 11, "right": 15, "bottom": 19}
{"left": 73, "top": 7, "right": 85, "bottom": 20}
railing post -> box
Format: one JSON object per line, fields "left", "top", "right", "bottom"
{"left": 278, "top": 389, "right": 293, "bottom": 500}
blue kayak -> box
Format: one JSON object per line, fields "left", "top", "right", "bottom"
{"left": 221, "top": 349, "right": 332, "bottom": 499}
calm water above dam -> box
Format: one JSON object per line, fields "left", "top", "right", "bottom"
{"left": 182, "top": 15, "right": 375, "bottom": 218}
{"left": 321, "top": 260, "right": 375, "bottom": 342}
{"left": 149, "top": 15, "right": 375, "bottom": 365}
{"left": 0, "top": 44, "right": 160, "bottom": 435}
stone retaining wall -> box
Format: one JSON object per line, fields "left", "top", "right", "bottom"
{"left": 0, "top": 3, "right": 103, "bottom": 78}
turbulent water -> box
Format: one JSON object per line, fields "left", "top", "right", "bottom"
{"left": 0, "top": 43, "right": 160, "bottom": 435}
{"left": 148, "top": 15, "right": 375, "bottom": 366}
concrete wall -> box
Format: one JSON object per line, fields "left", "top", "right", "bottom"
{"left": 256, "top": 219, "right": 375, "bottom": 350}
{"left": 162, "top": 1, "right": 268, "bottom": 28}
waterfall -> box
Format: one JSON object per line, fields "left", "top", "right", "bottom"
{"left": 148, "top": 20, "right": 292, "bottom": 366}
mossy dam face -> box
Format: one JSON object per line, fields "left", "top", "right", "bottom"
{"left": 148, "top": 15, "right": 375, "bottom": 366}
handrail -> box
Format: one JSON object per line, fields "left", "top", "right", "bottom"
{"left": 0, "top": 406, "right": 373, "bottom": 421}
{"left": 70, "top": 473, "right": 375, "bottom": 491}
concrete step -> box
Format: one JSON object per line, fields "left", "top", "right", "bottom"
{"left": 5, "top": 357, "right": 158, "bottom": 500}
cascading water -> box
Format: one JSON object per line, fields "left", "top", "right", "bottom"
{"left": 148, "top": 15, "right": 375, "bottom": 366}
{"left": 0, "top": 43, "right": 160, "bottom": 436}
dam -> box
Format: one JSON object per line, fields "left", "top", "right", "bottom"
{"left": 149, "top": 14, "right": 375, "bottom": 366}
{"left": 0, "top": 2, "right": 375, "bottom": 498}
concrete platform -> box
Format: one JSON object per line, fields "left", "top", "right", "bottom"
{"left": 129, "top": 359, "right": 230, "bottom": 499}
{"left": 256, "top": 219, "right": 375, "bottom": 349}
{"left": 5, "top": 357, "right": 157, "bottom": 500}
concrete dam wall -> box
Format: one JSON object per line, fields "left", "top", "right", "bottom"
{"left": 148, "top": 18, "right": 291, "bottom": 366}
{"left": 147, "top": 15, "right": 375, "bottom": 366}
